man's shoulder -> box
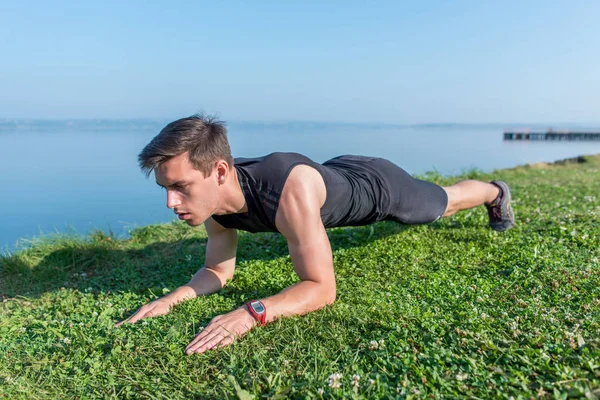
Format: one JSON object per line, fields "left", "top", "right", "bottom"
{"left": 276, "top": 164, "right": 327, "bottom": 233}
{"left": 234, "top": 152, "right": 313, "bottom": 166}
{"left": 234, "top": 153, "right": 321, "bottom": 183}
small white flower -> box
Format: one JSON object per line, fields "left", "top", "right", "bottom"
{"left": 142, "top": 321, "right": 148, "bottom": 326}
{"left": 385, "top": 292, "right": 391, "bottom": 296}
{"left": 328, "top": 373, "right": 343, "bottom": 388}
{"left": 455, "top": 372, "right": 468, "bottom": 381}
{"left": 92, "top": 311, "right": 98, "bottom": 317}
{"left": 369, "top": 340, "right": 379, "bottom": 350}
{"left": 63, "top": 337, "right": 71, "bottom": 344}
{"left": 368, "top": 378, "right": 375, "bottom": 385}
{"left": 72, "top": 273, "right": 79, "bottom": 277}
{"left": 86, "top": 287, "right": 93, "bottom": 291}
{"left": 352, "top": 374, "right": 360, "bottom": 387}
{"left": 20, "top": 327, "right": 26, "bottom": 333}
{"left": 80, "top": 272, "right": 87, "bottom": 278}
{"left": 317, "top": 388, "right": 324, "bottom": 395}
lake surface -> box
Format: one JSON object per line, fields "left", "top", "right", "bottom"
{"left": 2, "top": 120, "right": 599, "bottom": 253}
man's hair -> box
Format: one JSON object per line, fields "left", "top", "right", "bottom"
{"left": 138, "top": 114, "right": 233, "bottom": 177}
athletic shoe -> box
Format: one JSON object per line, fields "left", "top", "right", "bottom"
{"left": 485, "top": 180, "right": 516, "bottom": 231}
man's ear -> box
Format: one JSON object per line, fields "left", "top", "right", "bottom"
{"left": 215, "top": 160, "right": 229, "bottom": 185}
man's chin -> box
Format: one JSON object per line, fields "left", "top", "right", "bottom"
{"left": 185, "top": 218, "right": 204, "bottom": 227}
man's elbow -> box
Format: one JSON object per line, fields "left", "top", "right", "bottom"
{"left": 219, "top": 272, "right": 235, "bottom": 288}
{"left": 205, "top": 265, "right": 234, "bottom": 288}
{"left": 323, "top": 284, "right": 337, "bottom": 306}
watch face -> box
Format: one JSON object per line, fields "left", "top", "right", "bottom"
{"left": 250, "top": 300, "right": 265, "bottom": 314}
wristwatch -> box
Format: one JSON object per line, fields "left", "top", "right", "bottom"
{"left": 246, "top": 299, "right": 267, "bottom": 326}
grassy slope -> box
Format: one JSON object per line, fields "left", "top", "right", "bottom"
{"left": 1, "top": 156, "right": 599, "bottom": 399}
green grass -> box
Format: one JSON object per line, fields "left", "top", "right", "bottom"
{"left": 1, "top": 155, "right": 599, "bottom": 399}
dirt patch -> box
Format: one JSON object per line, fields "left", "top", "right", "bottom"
{"left": 526, "top": 162, "right": 553, "bottom": 169}
{"left": 551, "top": 155, "right": 589, "bottom": 165}
{"left": 523, "top": 154, "right": 599, "bottom": 169}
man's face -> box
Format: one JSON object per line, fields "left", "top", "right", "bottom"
{"left": 155, "top": 152, "right": 220, "bottom": 226}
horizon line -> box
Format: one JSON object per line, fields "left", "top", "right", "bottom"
{"left": 1, "top": 118, "right": 599, "bottom": 128}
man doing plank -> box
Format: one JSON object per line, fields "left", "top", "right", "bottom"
{"left": 116, "top": 114, "right": 515, "bottom": 354}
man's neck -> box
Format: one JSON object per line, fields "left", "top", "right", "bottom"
{"left": 218, "top": 166, "right": 248, "bottom": 215}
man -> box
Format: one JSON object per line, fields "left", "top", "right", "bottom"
{"left": 116, "top": 114, "right": 515, "bottom": 354}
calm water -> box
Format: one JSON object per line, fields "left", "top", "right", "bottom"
{"left": 2, "top": 120, "right": 600, "bottom": 253}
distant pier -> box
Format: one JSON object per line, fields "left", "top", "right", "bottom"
{"left": 504, "top": 129, "right": 600, "bottom": 141}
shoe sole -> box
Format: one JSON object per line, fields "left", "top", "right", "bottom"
{"left": 490, "top": 180, "right": 516, "bottom": 232}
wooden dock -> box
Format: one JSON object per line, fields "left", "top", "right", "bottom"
{"left": 504, "top": 129, "right": 600, "bottom": 141}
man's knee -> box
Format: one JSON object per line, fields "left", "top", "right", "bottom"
{"left": 441, "top": 186, "right": 459, "bottom": 217}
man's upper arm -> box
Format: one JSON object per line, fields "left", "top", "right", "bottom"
{"left": 204, "top": 217, "right": 238, "bottom": 280}
{"left": 275, "top": 165, "right": 336, "bottom": 294}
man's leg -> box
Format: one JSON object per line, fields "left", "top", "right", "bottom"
{"left": 442, "top": 180, "right": 516, "bottom": 231}
{"left": 369, "top": 158, "right": 514, "bottom": 230}
{"left": 442, "top": 180, "right": 499, "bottom": 217}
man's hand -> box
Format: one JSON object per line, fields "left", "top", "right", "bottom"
{"left": 115, "top": 298, "right": 173, "bottom": 327}
{"left": 185, "top": 307, "right": 256, "bottom": 354}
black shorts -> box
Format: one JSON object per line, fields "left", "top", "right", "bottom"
{"left": 373, "top": 158, "right": 448, "bottom": 224}
{"left": 321, "top": 155, "right": 449, "bottom": 226}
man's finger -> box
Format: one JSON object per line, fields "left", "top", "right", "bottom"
{"left": 186, "top": 330, "right": 218, "bottom": 354}
{"left": 115, "top": 311, "right": 139, "bottom": 327}
{"left": 214, "top": 335, "right": 235, "bottom": 349}
{"left": 185, "top": 326, "right": 209, "bottom": 352}
{"left": 187, "top": 329, "right": 225, "bottom": 354}
{"left": 193, "top": 332, "right": 228, "bottom": 354}
{"left": 116, "top": 305, "right": 151, "bottom": 327}
{"left": 129, "top": 307, "right": 155, "bottom": 324}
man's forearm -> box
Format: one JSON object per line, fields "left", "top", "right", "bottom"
{"left": 260, "top": 280, "right": 336, "bottom": 323}
{"left": 165, "top": 265, "right": 231, "bottom": 304}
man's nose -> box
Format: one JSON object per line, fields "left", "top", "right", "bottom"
{"left": 166, "top": 191, "right": 181, "bottom": 209}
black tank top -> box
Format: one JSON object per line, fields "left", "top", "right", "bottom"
{"left": 212, "top": 152, "right": 392, "bottom": 233}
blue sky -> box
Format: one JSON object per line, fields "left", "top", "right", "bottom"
{"left": 1, "top": 1, "right": 598, "bottom": 123}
